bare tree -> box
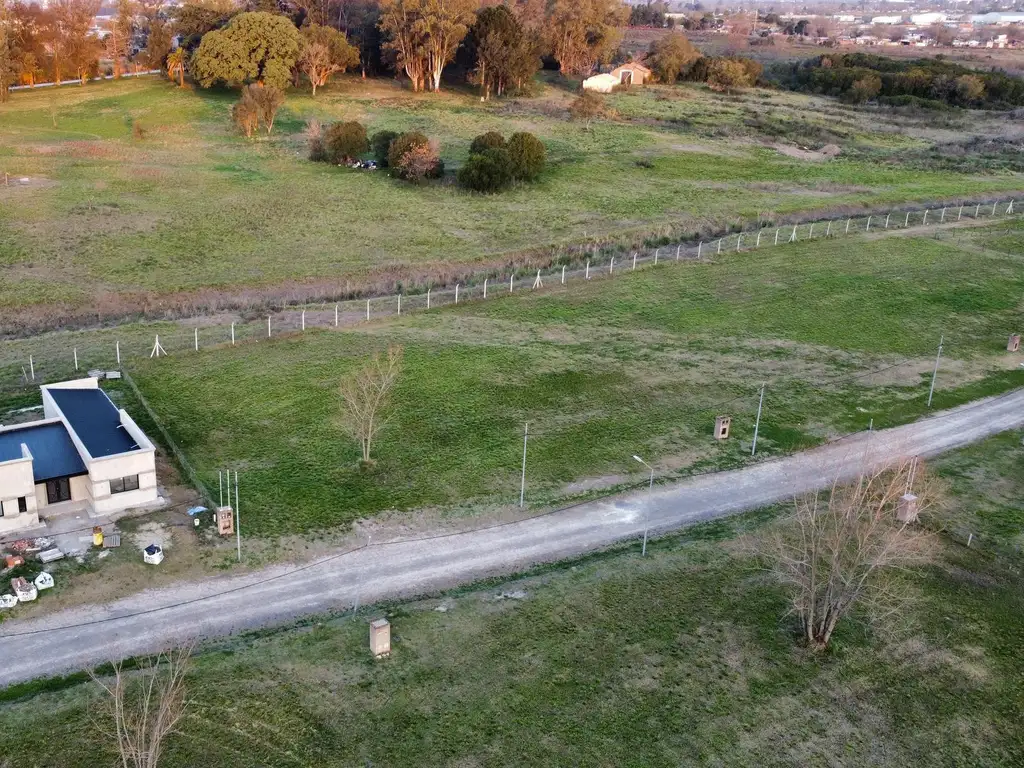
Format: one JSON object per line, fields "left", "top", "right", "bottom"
{"left": 756, "top": 457, "right": 940, "bottom": 650}
{"left": 89, "top": 644, "right": 193, "bottom": 768}
{"left": 339, "top": 345, "right": 404, "bottom": 465}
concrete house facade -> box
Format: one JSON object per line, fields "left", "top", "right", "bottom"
{"left": 0, "top": 378, "right": 159, "bottom": 535}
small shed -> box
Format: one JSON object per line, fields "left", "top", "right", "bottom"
{"left": 610, "top": 62, "right": 652, "bottom": 86}
{"left": 582, "top": 73, "right": 619, "bottom": 93}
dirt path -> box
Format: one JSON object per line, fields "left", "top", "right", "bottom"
{"left": 1, "top": 389, "right": 1022, "bottom": 686}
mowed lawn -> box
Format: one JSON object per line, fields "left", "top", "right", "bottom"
{"left": 125, "top": 232, "right": 1024, "bottom": 536}
{"left": 2, "top": 75, "right": 1022, "bottom": 324}
{"left": 2, "top": 433, "right": 1023, "bottom": 767}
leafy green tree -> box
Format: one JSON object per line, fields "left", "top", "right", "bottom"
{"left": 166, "top": 46, "right": 186, "bottom": 87}
{"left": 458, "top": 147, "right": 513, "bottom": 192}
{"left": 647, "top": 30, "right": 699, "bottom": 83}
{"left": 469, "top": 131, "right": 505, "bottom": 155}
{"left": 954, "top": 74, "right": 985, "bottom": 105}
{"left": 172, "top": 1, "right": 237, "bottom": 52}
{"left": 506, "top": 132, "right": 545, "bottom": 181}
{"left": 325, "top": 121, "right": 369, "bottom": 163}
{"left": 370, "top": 129, "right": 399, "bottom": 166}
{"left": 0, "top": 2, "right": 15, "bottom": 103}
{"left": 298, "top": 23, "right": 359, "bottom": 95}
{"left": 547, "top": 0, "right": 628, "bottom": 76}
{"left": 142, "top": 14, "right": 173, "bottom": 72}
{"left": 706, "top": 58, "right": 751, "bottom": 92}
{"left": 469, "top": 4, "right": 538, "bottom": 99}
{"left": 191, "top": 11, "right": 300, "bottom": 89}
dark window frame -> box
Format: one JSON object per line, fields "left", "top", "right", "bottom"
{"left": 18, "top": 496, "right": 27, "bottom": 513}
{"left": 110, "top": 475, "right": 140, "bottom": 494}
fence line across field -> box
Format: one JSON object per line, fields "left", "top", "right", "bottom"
{"left": 3, "top": 199, "right": 1019, "bottom": 389}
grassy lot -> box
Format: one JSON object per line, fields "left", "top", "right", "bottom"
{"left": 1, "top": 74, "right": 1021, "bottom": 330}
{"left": 1, "top": 433, "right": 1022, "bottom": 767}
{"left": 99, "top": 229, "right": 1024, "bottom": 537}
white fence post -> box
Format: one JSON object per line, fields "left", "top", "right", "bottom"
{"left": 923, "top": 209, "right": 928, "bottom": 225}
{"left": 884, "top": 214, "right": 890, "bottom": 229}
{"left": 585, "top": 261, "right": 590, "bottom": 280}
{"left": 866, "top": 216, "right": 871, "bottom": 232}
{"left": 632, "top": 252, "right": 637, "bottom": 270}
{"left": 456, "top": 284, "right": 460, "bottom": 303}
{"left": 1008, "top": 200, "right": 1014, "bottom": 214}
{"left": 975, "top": 203, "right": 980, "bottom": 217}
{"left": 116, "top": 341, "right": 121, "bottom": 366}
{"left": 194, "top": 327, "right": 198, "bottom": 351}
{"left": 73, "top": 348, "right": 78, "bottom": 370}
{"left": 717, "top": 239, "right": 722, "bottom": 254}
{"left": 483, "top": 278, "right": 488, "bottom": 298}
{"left": 790, "top": 225, "right": 797, "bottom": 242}
{"left": 609, "top": 257, "right": 614, "bottom": 274}
{"left": 698, "top": 241, "right": 703, "bottom": 258}
{"left": 992, "top": 200, "right": 998, "bottom": 216}
{"left": 533, "top": 270, "right": 542, "bottom": 289}
{"left": 808, "top": 224, "right": 814, "bottom": 238}
{"left": 940, "top": 207, "right": 946, "bottom": 223}
{"left": 302, "top": 309, "right": 307, "bottom": 328}
{"left": 427, "top": 289, "right": 431, "bottom": 309}
{"left": 756, "top": 230, "right": 762, "bottom": 247}
{"left": 231, "top": 322, "right": 235, "bottom": 345}
{"left": 29, "top": 355, "right": 34, "bottom": 381}
{"left": 509, "top": 273, "right": 514, "bottom": 293}
{"left": 736, "top": 234, "right": 742, "bottom": 252}
{"left": 397, "top": 295, "right": 401, "bottom": 316}
{"left": 958, "top": 205, "right": 963, "bottom": 221}
{"left": 654, "top": 248, "right": 659, "bottom": 265}
{"left": 676, "top": 244, "right": 681, "bottom": 260}
{"left": 826, "top": 221, "right": 832, "bottom": 237}
{"left": 365, "top": 300, "right": 369, "bottom": 322}
{"left": 268, "top": 316, "right": 271, "bottom": 337}
{"left": 905, "top": 211, "right": 910, "bottom": 227}
{"left": 845, "top": 219, "right": 851, "bottom": 234}
{"left": 561, "top": 265, "right": 566, "bottom": 284}
{"left": 774, "top": 228, "right": 779, "bottom": 245}
{"left": 335, "top": 304, "right": 339, "bottom": 326}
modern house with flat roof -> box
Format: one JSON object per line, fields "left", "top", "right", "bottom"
{"left": 0, "top": 378, "right": 159, "bottom": 535}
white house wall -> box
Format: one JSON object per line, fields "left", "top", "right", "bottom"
{"left": 0, "top": 451, "right": 40, "bottom": 534}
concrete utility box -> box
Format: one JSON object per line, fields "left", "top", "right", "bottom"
{"left": 1008, "top": 334, "right": 1021, "bottom": 353}
{"left": 217, "top": 506, "right": 235, "bottom": 536}
{"left": 714, "top": 415, "right": 732, "bottom": 440}
{"left": 370, "top": 618, "right": 391, "bottom": 658}
{"left": 897, "top": 493, "right": 919, "bottom": 524}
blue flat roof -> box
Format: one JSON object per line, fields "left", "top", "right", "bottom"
{"left": 47, "top": 387, "right": 139, "bottom": 458}
{"left": 0, "top": 423, "right": 87, "bottom": 483}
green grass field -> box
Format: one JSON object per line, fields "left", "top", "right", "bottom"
{"left": 2, "top": 74, "right": 1022, "bottom": 330}
{"left": 2, "top": 431, "right": 1022, "bottom": 767}
{"left": 100, "top": 228, "right": 1024, "bottom": 537}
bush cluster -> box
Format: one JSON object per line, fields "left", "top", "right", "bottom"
{"left": 457, "top": 131, "right": 546, "bottom": 193}
{"left": 773, "top": 53, "right": 1024, "bottom": 109}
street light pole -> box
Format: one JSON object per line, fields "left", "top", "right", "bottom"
{"left": 632, "top": 455, "right": 654, "bottom": 557}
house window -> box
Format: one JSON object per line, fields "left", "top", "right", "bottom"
{"left": 110, "top": 475, "right": 140, "bottom": 494}
{"left": 18, "top": 496, "right": 27, "bottom": 513}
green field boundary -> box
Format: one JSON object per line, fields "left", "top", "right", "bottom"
{"left": 1, "top": 199, "right": 1020, "bottom": 393}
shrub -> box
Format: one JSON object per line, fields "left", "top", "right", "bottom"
{"left": 306, "top": 119, "right": 328, "bottom": 161}
{"left": 232, "top": 90, "right": 260, "bottom": 138}
{"left": 325, "top": 121, "right": 369, "bottom": 164}
{"left": 469, "top": 131, "right": 506, "bottom": 155}
{"left": 847, "top": 74, "right": 882, "bottom": 104}
{"left": 389, "top": 132, "right": 443, "bottom": 181}
{"left": 706, "top": 59, "right": 751, "bottom": 92}
{"left": 370, "top": 130, "right": 399, "bottom": 167}
{"left": 458, "top": 147, "right": 513, "bottom": 193}
{"left": 506, "top": 132, "right": 546, "bottom": 181}
{"left": 569, "top": 91, "right": 608, "bottom": 127}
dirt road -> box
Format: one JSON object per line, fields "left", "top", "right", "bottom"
{"left": 1, "top": 390, "right": 1022, "bottom": 687}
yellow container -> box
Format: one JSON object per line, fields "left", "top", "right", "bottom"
{"left": 93, "top": 527, "right": 104, "bottom": 547}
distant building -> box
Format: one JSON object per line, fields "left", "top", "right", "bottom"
{"left": 871, "top": 15, "right": 904, "bottom": 25}
{"left": 971, "top": 12, "right": 1024, "bottom": 25}
{"left": 610, "top": 62, "right": 652, "bottom": 87}
{"left": 910, "top": 12, "right": 947, "bottom": 25}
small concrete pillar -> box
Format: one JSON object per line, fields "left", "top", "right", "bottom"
{"left": 897, "top": 493, "right": 919, "bottom": 524}
{"left": 217, "top": 506, "right": 234, "bottom": 536}
{"left": 714, "top": 415, "right": 732, "bottom": 441}
{"left": 370, "top": 618, "right": 391, "bottom": 658}
{"left": 1008, "top": 334, "right": 1021, "bottom": 353}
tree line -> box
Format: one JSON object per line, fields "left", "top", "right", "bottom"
{"left": 773, "top": 53, "right": 1024, "bottom": 109}
{"left": 1, "top": 0, "right": 636, "bottom": 101}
